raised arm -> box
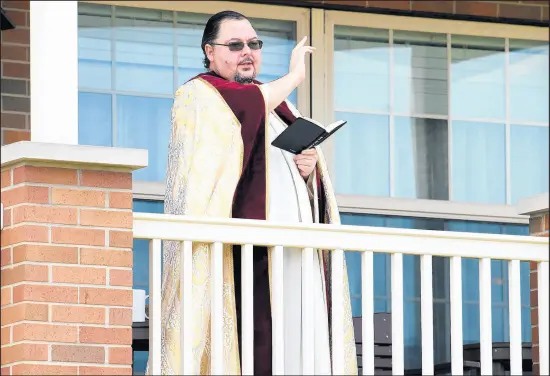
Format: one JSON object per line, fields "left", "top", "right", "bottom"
{"left": 263, "top": 36, "right": 314, "bottom": 112}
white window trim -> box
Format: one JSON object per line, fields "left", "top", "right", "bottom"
{"left": 132, "top": 180, "right": 529, "bottom": 224}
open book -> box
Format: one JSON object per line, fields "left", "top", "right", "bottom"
{"left": 271, "top": 116, "right": 347, "bottom": 154}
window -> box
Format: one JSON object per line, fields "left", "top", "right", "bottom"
{"left": 78, "top": 2, "right": 306, "bottom": 184}
{"left": 323, "top": 15, "right": 549, "bottom": 207}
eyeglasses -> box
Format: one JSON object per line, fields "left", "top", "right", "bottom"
{"left": 211, "top": 40, "right": 263, "bottom": 52}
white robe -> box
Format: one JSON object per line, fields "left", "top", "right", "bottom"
{"left": 267, "top": 109, "right": 332, "bottom": 375}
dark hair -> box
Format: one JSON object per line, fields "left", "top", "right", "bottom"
{"left": 201, "top": 10, "right": 247, "bottom": 69}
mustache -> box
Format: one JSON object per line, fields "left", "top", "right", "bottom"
{"left": 239, "top": 58, "right": 254, "bottom": 65}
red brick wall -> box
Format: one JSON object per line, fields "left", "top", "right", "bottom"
{"left": 1, "top": 0, "right": 30, "bottom": 146}
{"left": 529, "top": 211, "right": 549, "bottom": 375}
{"left": 1, "top": 164, "right": 134, "bottom": 375}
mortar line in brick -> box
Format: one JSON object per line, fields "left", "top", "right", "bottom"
{"left": 2, "top": 301, "right": 132, "bottom": 312}
{"left": 6, "top": 341, "right": 130, "bottom": 348}
{"left": 4, "top": 280, "right": 133, "bottom": 290}
{"left": 2, "top": 181, "right": 133, "bottom": 193}
{"left": 1, "top": 93, "right": 29, "bottom": 99}
{"left": 5, "top": 241, "right": 131, "bottom": 252}
{"left": 3, "top": 202, "right": 132, "bottom": 212}
{"left": 105, "top": 191, "right": 109, "bottom": 208}
{"left": 48, "top": 344, "right": 52, "bottom": 361}
{"left": 15, "top": 221, "right": 131, "bottom": 231}
{"left": 4, "top": 359, "right": 132, "bottom": 368}
{"left": 6, "top": 320, "right": 131, "bottom": 329}
{"left": 105, "top": 345, "right": 109, "bottom": 363}
{"left": 77, "top": 207, "right": 81, "bottom": 225}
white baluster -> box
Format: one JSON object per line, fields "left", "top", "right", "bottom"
{"left": 508, "top": 259, "right": 522, "bottom": 375}
{"left": 332, "top": 249, "right": 345, "bottom": 374}
{"left": 302, "top": 247, "right": 314, "bottom": 374}
{"left": 181, "top": 240, "right": 193, "bottom": 375}
{"left": 362, "top": 251, "right": 374, "bottom": 375}
{"left": 149, "top": 239, "right": 162, "bottom": 375}
{"left": 421, "top": 254, "right": 434, "bottom": 375}
{"left": 272, "top": 245, "right": 285, "bottom": 375}
{"left": 391, "top": 253, "right": 404, "bottom": 375}
{"left": 450, "top": 256, "right": 463, "bottom": 375}
{"left": 479, "top": 257, "right": 493, "bottom": 375}
{"left": 242, "top": 244, "right": 254, "bottom": 375}
{"left": 538, "top": 261, "right": 549, "bottom": 376}
{"left": 211, "top": 242, "right": 224, "bottom": 374}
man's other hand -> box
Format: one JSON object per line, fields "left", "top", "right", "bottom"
{"left": 294, "top": 148, "right": 318, "bottom": 179}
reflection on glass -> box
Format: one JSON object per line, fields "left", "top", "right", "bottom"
{"left": 509, "top": 39, "right": 549, "bottom": 123}
{"left": 451, "top": 120, "right": 506, "bottom": 204}
{"left": 510, "top": 124, "right": 549, "bottom": 203}
{"left": 78, "top": 3, "right": 112, "bottom": 90}
{"left": 393, "top": 31, "right": 448, "bottom": 115}
{"left": 116, "top": 95, "right": 173, "bottom": 181}
{"left": 78, "top": 92, "right": 112, "bottom": 147}
{"left": 394, "top": 117, "right": 448, "bottom": 200}
{"left": 115, "top": 6, "right": 174, "bottom": 95}
{"left": 334, "top": 26, "right": 389, "bottom": 112}
{"left": 451, "top": 35, "right": 505, "bottom": 120}
{"left": 334, "top": 112, "right": 389, "bottom": 196}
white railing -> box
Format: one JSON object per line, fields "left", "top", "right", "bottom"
{"left": 133, "top": 212, "right": 549, "bottom": 375}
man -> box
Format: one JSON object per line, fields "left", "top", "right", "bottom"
{"left": 158, "top": 10, "right": 357, "bottom": 375}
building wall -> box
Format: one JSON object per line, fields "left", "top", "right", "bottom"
{"left": 0, "top": 0, "right": 549, "bottom": 146}
{"left": 1, "top": 0, "right": 30, "bottom": 145}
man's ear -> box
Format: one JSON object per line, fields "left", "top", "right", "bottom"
{"left": 205, "top": 45, "right": 214, "bottom": 65}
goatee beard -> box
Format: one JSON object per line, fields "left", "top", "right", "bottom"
{"left": 234, "top": 71, "right": 255, "bottom": 84}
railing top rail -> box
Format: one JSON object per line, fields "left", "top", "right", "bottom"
{"left": 133, "top": 212, "right": 549, "bottom": 262}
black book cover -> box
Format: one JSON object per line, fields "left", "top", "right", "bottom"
{"left": 271, "top": 117, "right": 346, "bottom": 154}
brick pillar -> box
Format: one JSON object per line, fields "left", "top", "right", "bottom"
{"left": 1, "top": 141, "right": 147, "bottom": 375}
{"left": 519, "top": 192, "right": 549, "bottom": 376}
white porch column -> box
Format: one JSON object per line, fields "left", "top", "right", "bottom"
{"left": 30, "top": 1, "right": 79, "bottom": 144}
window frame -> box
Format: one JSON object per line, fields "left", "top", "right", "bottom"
{"left": 81, "top": 0, "right": 311, "bottom": 114}
{"left": 314, "top": 10, "right": 548, "bottom": 217}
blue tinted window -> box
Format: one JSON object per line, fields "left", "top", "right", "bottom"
{"left": 509, "top": 40, "right": 549, "bottom": 124}
{"left": 510, "top": 124, "right": 549, "bottom": 203}
{"left": 78, "top": 5, "right": 112, "bottom": 90}
{"left": 334, "top": 26, "right": 389, "bottom": 112}
{"left": 114, "top": 7, "right": 175, "bottom": 95}
{"left": 451, "top": 35, "right": 505, "bottom": 120}
{"left": 78, "top": 92, "right": 112, "bottom": 147}
{"left": 116, "top": 95, "right": 173, "bottom": 181}
{"left": 334, "top": 113, "right": 390, "bottom": 196}
{"left": 452, "top": 121, "right": 506, "bottom": 204}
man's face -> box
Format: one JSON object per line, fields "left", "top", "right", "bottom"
{"left": 206, "top": 19, "right": 262, "bottom": 84}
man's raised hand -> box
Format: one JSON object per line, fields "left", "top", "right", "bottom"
{"left": 289, "top": 36, "right": 315, "bottom": 84}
